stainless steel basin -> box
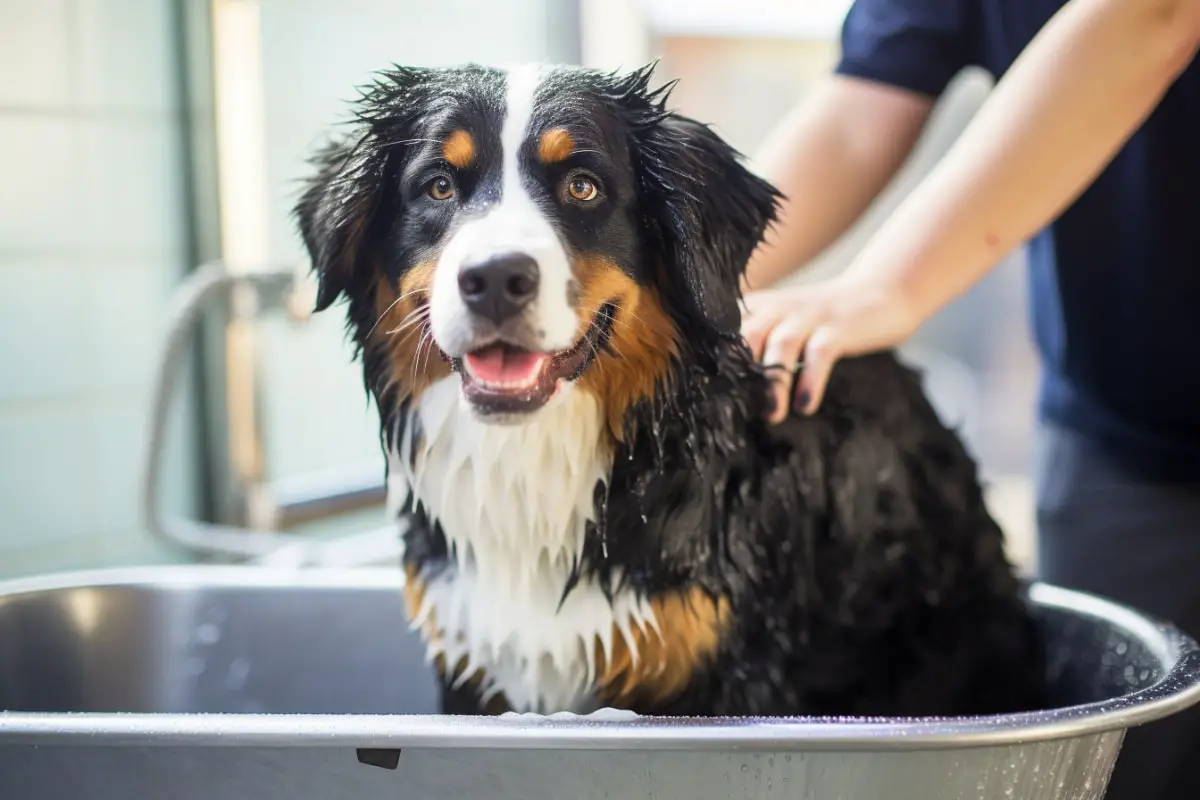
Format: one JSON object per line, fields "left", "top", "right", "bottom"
{"left": 1, "top": 566, "right": 1198, "bottom": 799}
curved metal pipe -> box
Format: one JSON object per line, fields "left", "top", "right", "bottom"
{"left": 140, "top": 262, "right": 403, "bottom": 567}
{"left": 140, "top": 262, "right": 300, "bottom": 560}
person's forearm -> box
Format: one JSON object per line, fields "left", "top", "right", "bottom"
{"left": 843, "top": 0, "right": 1200, "bottom": 323}
{"left": 742, "top": 77, "right": 933, "bottom": 292}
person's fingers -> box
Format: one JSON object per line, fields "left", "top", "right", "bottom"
{"left": 740, "top": 290, "right": 766, "bottom": 313}
{"left": 760, "top": 316, "right": 815, "bottom": 423}
{"left": 739, "top": 295, "right": 785, "bottom": 361}
{"left": 794, "top": 324, "right": 841, "bottom": 414}
{"left": 740, "top": 315, "right": 771, "bottom": 361}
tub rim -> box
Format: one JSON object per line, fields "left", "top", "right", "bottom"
{"left": 0, "top": 565, "right": 1197, "bottom": 752}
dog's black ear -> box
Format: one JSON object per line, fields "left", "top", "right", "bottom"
{"left": 293, "top": 67, "right": 431, "bottom": 311}
{"left": 625, "top": 67, "right": 781, "bottom": 333}
{"left": 294, "top": 136, "right": 385, "bottom": 311}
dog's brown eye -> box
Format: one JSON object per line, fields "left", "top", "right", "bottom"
{"left": 428, "top": 176, "right": 455, "bottom": 201}
{"left": 567, "top": 176, "right": 599, "bottom": 202}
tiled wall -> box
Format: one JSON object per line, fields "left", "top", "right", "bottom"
{"left": 0, "top": 0, "right": 197, "bottom": 576}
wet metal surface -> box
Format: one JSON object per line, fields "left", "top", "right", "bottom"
{"left": 0, "top": 566, "right": 1197, "bottom": 799}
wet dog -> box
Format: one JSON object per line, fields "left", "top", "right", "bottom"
{"left": 294, "top": 62, "right": 1045, "bottom": 717}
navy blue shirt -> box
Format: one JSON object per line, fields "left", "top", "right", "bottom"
{"left": 835, "top": 0, "right": 1200, "bottom": 480}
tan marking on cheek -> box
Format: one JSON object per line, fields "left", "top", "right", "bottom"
{"left": 572, "top": 256, "right": 677, "bottom": 441}
{"left": 442, "top": 129, "right": 476, "bottom": 169}
{"left": 404, "top": 563, "right": 509, "bottom": 714}
{"left": 537, "top": 127, "right": 575, "bottom": 164}
{"left": 370, "top": 260, "right": 451, "bottom": 403}
{"left": 595, "top": 589, "right": 731, "bottom": 708}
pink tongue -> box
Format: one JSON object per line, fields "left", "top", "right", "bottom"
{"left": 465, "top": 345, "right": 549, "bottom": 384}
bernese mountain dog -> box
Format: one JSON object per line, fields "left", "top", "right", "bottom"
{"left": 294, "top": 62, "right": 1045, "bottom": 718}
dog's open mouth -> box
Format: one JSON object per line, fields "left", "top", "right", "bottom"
{"left": 455, "top": 303, "right": 616, "bottom": 416}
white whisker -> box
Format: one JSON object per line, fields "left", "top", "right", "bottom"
{"left": 365, "top": 287, "right": 431, "bottom": 341}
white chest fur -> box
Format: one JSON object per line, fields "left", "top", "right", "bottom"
{"left": 389, "top": 377, "right": 659, "bottom": 713}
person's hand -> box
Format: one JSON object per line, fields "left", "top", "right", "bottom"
{"left": 741, "top": 275, "right": 919, "bottom": 423}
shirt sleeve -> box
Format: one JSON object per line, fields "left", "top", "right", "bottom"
{"left": 834, "top": 0, "right": 979, "bottom": 98}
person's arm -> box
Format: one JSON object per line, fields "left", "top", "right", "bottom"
{"left": 741, "top": 76, "right": 934, "bottom": 292}
{"left": 848, "top": 0, "right": 1200, "bottom": 327}
{"left": 754, "top": 0, "right": 1200, "bottom": 418}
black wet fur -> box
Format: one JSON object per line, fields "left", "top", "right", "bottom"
{"left": 294, "top": 62, "right": 1046, "bottom": 718}
{"left": 604, "top": 346, "right": 1044, "bottom": 716}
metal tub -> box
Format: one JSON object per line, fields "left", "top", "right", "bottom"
{"left": 1, "top": 567, "right": 1198, "bottom": 799}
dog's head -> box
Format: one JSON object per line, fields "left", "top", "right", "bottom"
{"left": 296, "top": 63, "right": 778, "bottom": 429}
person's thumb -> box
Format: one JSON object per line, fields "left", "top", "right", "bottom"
{"left": 795, "top": 325, "right": 842, "bottom": 415}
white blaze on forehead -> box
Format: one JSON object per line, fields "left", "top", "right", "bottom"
{"left": 429, "top": 64, "right": 579, "bottom": 356}
{"left": 500, "top": 64, "right": 541, "bottom": 205}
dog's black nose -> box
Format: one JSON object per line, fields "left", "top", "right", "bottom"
{"left": 458, "top": 253, "right": 540, "bottom": 325}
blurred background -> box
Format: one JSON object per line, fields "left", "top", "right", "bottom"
{"left": 0, "top": 0, "right": 1038, "bottom": 580}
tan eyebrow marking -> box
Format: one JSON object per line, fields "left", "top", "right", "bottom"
{"left": 537, "top": 127, "right": 575, "bottom": 164}
{"left": 442, "top": 130, "right": 475, "bottom": 168}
